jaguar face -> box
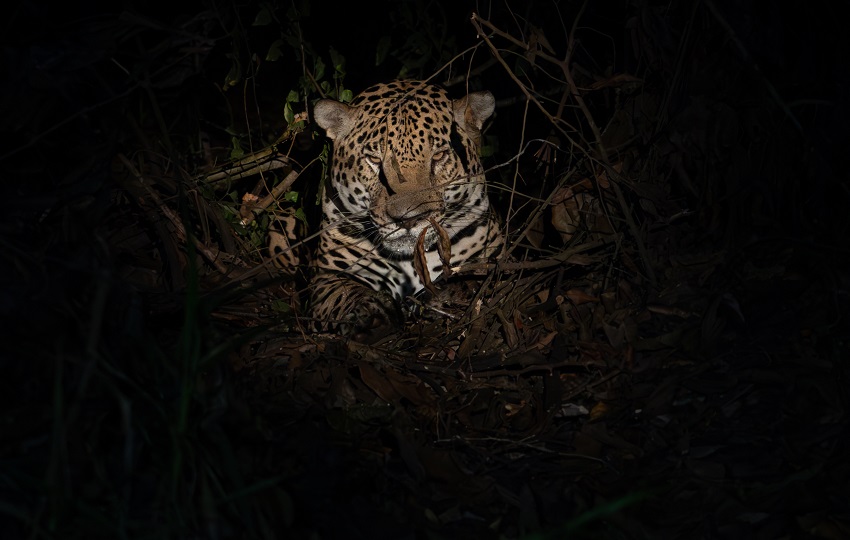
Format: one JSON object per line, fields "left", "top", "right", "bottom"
{"left": 314, "top": 80, "right": 495, "bottom": 258}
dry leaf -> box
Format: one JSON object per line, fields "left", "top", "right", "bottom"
{"left": 589, "top": 401, "right": 610, "bottom": 421}
{"left": 429, "top": 216, "right": 453, "bottom": 278}
{"left": 414, "top": 225, "right": 438, "bottom": 296}
{"left": 565, "top": 288, "right": 599, "bottom": 305}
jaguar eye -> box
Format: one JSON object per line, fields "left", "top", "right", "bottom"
{"left": 432, "top": 150, "right": 447, "bottom": 161}
{"left": 365, "top": 155, "right": 382, "bottom": 165}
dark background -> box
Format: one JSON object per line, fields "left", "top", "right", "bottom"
{"left": 2, "top": 1, "right": 847, "bottom": 538}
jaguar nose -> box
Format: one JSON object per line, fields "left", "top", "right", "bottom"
{"left": 386, "top": 193, "right": 441, "bottom": 224}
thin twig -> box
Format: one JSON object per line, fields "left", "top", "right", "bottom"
{"left": 470, "top": 12, "right": 588, "bottom": 152}
{"left": 239, "top": 168, "right": 301, "bottom": 227}
{"left": 703, "top": 0, "right": 803, "bottom": 135}
{"left": 454, "top": 235, "right": 617, "bottom": 275}
{"left": 201, "top": 145, "right": 292, "bottom": 185}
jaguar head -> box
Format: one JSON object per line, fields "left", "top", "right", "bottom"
{"left": 314, "top": 81, "right": 495, "bottom": 257}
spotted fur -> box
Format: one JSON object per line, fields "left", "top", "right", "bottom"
{"left": 310, "top": 80, "right": 503, "bottom": 340}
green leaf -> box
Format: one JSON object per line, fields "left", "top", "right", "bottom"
{"left": 286, "top": 90, "right": 299, "bottom": 103}
{"left": 249, "top": 229, "right": 264, "bottom": 248}
{"left": 329, "top": 47, "right": 346, "bottom": 76}
{"left": 253, "top": 6, "right": 272, "bottom": 26}
{"left": 479, "top": 135, "right": 498, "bottom": 158}
{"left": 295, "top": 207, "right": 308, "bottom": 224}
{"left": 223, "top": 56, "right": 241, "bottom": 89}
{"left": 375, "top": 36, "right": 392, "bottom": 66}
{"left": 314, "top": 56, "right": 325, "bottom": 81}
{"left": 290, "top": 0, "right": 310, "bottom": 18}
{"left": 298, "top": 76, "right": 312, "bottom": 95}
{"left": 479, "top": 143, "right": 496, "bottom": 158}
{"left": 271, "top": 300, "right": 292, "bottom": 314}
{"left": 340, "top": 89, "right": 353, "bottom": 103}
{"left": 231, "top": 222, "right": 247, "bottom": 235}
{"left": 284, "top": 102, "right": 294, "bottom": 124}
{"left": 283, "top": 191, "right": 299, "bottom": 203}
{"left": 284, "top": 33, "right": 301, "bottom": 49}
{"left": 230, "top": 136, "right": 244, "bottom": 160}
{"left": 265, "top": 39, "right": 284, "bottom": 62}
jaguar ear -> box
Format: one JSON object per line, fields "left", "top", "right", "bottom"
{"left": 453, "top": 90, "right": 495, "bottom": 144}
{"left": 314, "top": 99, "right": 356, "bottom": 140}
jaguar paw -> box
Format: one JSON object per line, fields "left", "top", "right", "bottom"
{"left": 344, "top": 292, "right": 402, "bottom": 343}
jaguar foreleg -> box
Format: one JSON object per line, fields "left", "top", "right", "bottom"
{"left": 308, "top": 274, "right": 402, "bottom": 342}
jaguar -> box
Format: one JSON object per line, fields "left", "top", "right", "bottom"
{"left": 310, "top": 80, "right": 503, "bottom": 341}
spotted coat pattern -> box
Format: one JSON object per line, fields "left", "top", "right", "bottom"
{"left": 311, "top": 80, "right": 503, "bottom": 340}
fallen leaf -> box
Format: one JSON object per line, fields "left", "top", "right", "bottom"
{"left": 590, "top": 401, "right": 609, "bottom": 421}
{"left": 429, "top": 216, "right": 453, "bottom": 278}
{"left": 414, "top": 225, "right": 438, "bottom": 296}
{"left": 565, "top": 288, "right": 600, "bottom": 305}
